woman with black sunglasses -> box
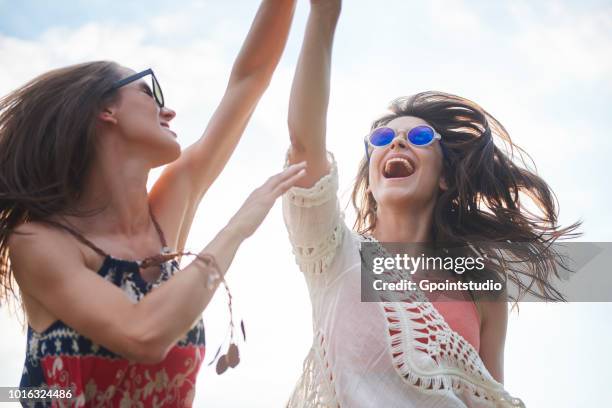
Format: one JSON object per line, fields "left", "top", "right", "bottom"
{"left": 0, "top": 1, "right": 302, "bottom": 406}
{"left": 282, "top": 1, "right": 578, "bottom": 407}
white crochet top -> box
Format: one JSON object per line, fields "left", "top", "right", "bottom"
{"left": 282, "top": 153, "right": 525, "bottom": 408}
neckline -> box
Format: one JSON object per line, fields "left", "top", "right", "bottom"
{"left": 39, "top": 203, "right": 169, "bottom": 268}
{"left": 98, "top": 253, "right": 177, "bottom": 289}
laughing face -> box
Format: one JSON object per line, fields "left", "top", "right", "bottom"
{"left": 368, "top": 116, "right": 447, "bottom": 210}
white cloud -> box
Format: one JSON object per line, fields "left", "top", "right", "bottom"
{"left": 508, "top": 0, "right": 612, "bottom": 85}
{"left": 428, "top": 0, "right": 485, "bottom": 37}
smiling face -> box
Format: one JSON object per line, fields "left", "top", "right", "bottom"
{"left": 368, "top": 115, "right": 447, "bottom": 210}
{"left": 99, "top": 66, "right": 180, "bottom": 166}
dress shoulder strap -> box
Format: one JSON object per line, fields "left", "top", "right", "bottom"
{"left": 38, "top": 204, "right": 167, "bottom": 258}
{"left": 38, "top": 218, "right": 109, "bottom": 258}
{"left": 148, "top": 203, "right": 168, "bottom": 248}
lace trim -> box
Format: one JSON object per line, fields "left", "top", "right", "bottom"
{"left": 284, "top": 152, "right": 338, "bottom": 209}
{"left": 284, "top": 151, "right": 344, "bottom": 275}
{"left": 292, "top": 216, "right": 345, "bottom": 275}
{"left": 287, "top": 331, "right": 340, "bottom": 408}
{"left": 362, "top": 236, "right": 525, "bottom": 408}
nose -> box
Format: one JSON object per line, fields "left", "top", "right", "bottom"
{"left": 160, "top": 107, "right": 176, "bottom": 122}
{"left": 388, "top": 134, "right": 408, "bottom": 151}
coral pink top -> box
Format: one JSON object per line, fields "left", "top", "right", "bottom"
{"left": 432, "top": 300, "right": 481, "bottom": 351}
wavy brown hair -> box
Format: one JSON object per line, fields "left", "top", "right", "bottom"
{"left": 0, "top": 61, "right": 122, "bottom": 307}
{"left": 352, "top": 91, "right": 581, "bottom": 302}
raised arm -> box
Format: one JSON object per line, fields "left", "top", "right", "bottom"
{"left": 287, "top": 0, "right": 341, "bottom": 188}
{"left": 149, "top": 0, "right": 296, "bottom": 251}
{"left": 180, "top": 0, "right": 297, "bottom": 187}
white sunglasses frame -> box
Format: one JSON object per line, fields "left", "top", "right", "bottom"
{"left": 364, "top": 125, "right": 442, "bottom": 160}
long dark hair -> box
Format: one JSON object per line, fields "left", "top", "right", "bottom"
{"left": 0, "top": 61, "right": 121, "bottom": 306}
{"left": 352, "top": 91, "right": 581, "bottom": 302}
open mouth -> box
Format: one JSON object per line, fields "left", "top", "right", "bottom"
{"left": 160, "top": 123, "right": 177, "bottom": 138}
{"left": 383, "top": 157, "right": 415, "bottom": 179}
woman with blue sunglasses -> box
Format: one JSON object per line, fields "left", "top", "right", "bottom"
{"left": 0, "top": 1, "right": 305, "bottom": 406}
{"left": 282, "top": 1, "right": 578, "bottom": 407}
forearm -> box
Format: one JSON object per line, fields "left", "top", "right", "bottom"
{"left": 230, "top": 0, "right": 296, "bottom": 84}
{"left": 287, "top": 4, "right": 340, "bottom": 183}
{"left": 182, "top": 0, "right": 296, "bottom": 196}
{"left": 133, "top": 225, "right": 244, "bottom": 357}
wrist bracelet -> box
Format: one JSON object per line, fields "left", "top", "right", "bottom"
{"left": 139, "top": 249, "right": 243, "bottom": 375}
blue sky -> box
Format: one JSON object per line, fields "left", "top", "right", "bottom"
{"left": 1, "top": 0, "right": 611, "bottom": 407}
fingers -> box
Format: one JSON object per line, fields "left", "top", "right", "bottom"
{"left": 278, "top": 161, "right": 307, "bottom": 182}
{"left": 264, "top": 161, "right": 306, "bottom": 189}
{"left": 272, "top": 167, "right": 307, "bottom": 197}
{"left": 231, "top": 162, "right": 308, "bottom": 239}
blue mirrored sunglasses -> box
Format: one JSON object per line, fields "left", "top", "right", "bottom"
{"left": 364, "top": 125, "right": 442, "bottom": 161}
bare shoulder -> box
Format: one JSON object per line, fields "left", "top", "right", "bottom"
{"left": 477, "top": 292, "right": 509, "bottom": 384}
{"left": 9, "top": 221, "right": 93, "bottom": 331}
{"left": 9, "top": 221, "right": 87, "bottom": 291}
{"left": 476, "top": 294, "right": 509, "bottom": 330}
{"left": 8, "top": 221, "right": 155, "bottom": 360}
{"left": 479, "top": 290, "right": 509, "bottom": 320}
{"left": 9, "top": 221, "right": 83, "bottom": 257}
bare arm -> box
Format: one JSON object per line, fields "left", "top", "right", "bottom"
{"left": 149, "top": 0, "right": 296, "bottom": 251}
{"left": 478, "top": 299, "right": 508, "bottom": 383}
{"left": 180, "top": 0, "right": 297, "bottom": 191}
{"left": 11, "top": 163, "right": 306, "bottom": 364}
{"left": 287, "top": 0, "right": 341, "bottom": 187}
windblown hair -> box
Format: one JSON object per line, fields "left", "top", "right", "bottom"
{"left": 0, "top": 61, "right": 122, "bottom": 306}
{"left": 352, "top": 91, "right": 580, "bottom": 302}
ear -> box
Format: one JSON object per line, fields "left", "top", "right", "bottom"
{"left": 98, "top": 107, "right": 118, "bottom": 125}
{"left": 439, "top": 175, "right": 448, "bottom": 191}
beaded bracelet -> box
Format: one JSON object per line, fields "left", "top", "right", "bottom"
{"left": 139, "top": 250, "right": 245, "bottom": 375}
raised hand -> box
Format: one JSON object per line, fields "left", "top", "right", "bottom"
{"left": 227, "top": 162, "right": 307, "bottom": 239}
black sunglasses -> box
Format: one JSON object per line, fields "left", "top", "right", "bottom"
{"left": 110, "top": 68, "right": 165, "bottom": 108}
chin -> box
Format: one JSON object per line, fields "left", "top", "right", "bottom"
{"left": 377, "top": 192, "right": 414, "bottom": 208}
{"left": 165, "top": 142, "right": 182, "bottom": 163}
{"left": 151, "top": 141, "right": 181, "bottom": 167}
{"left": 375, "top": 185, "right": 434, "bottom": 209}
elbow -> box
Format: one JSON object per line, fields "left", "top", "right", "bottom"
{"left": 287, "top": 113, "right": 301, "bottom": 141}
{"left": 287, "top": 117, "right": 312, "bottom": 154}
{"left": 288, "top": 129, "right": 307, "bottom": 155}
{"left": 123, "top": 327, "right": 170, "bottom": 364}
{"left": 135, "top": 344, "right": 169, "bottom": 365}
{"left": 229, "top": 69, "right": 272, "bottom": 95}
{"left": 287, "top": 116, "right": 326, "bottom": 156}
{"left": 254, "top": 71, "right": 273, "bottom": 91}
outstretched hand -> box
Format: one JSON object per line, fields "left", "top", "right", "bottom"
{"left": 227, "top": 162, "right": 307, "bottom": 239}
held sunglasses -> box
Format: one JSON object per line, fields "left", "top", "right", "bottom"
{"left": 109, "top": 68, "right": 165, "bottom": 108}
{"left": 364, "top": 125, "right": 442, "bottom": 161}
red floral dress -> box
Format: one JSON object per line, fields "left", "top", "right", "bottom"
{"left": 19, "top": 216, "right": 206, "bottom": 407}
